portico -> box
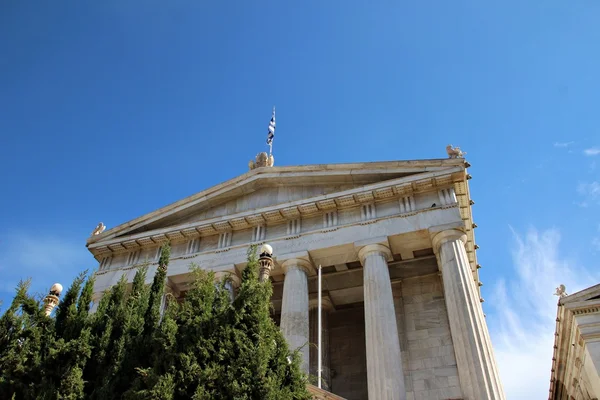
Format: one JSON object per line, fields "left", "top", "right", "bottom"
{"left": 86, "top": 156, "right": 505, "bottom": 400}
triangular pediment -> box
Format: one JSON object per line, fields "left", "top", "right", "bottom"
{"left": 87, "top": 158, "right": 467, "bottom": 248}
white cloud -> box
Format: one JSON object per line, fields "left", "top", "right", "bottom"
{"left": 578, "top": 181, "right": 600, "bottom": 204}
{"left": 592, "top": 225, "right": 600, "bottom": 253}
{"left": 592, "top": 237, "right": 600, "bottom": 252}
{"left": 488, "top": 227, "right": 598, "bottom": 400}
{"left": 553, "top": 141, "right": 574, "bottom": 148}
{"left": 0, "top": 233, "right": 94, "bottom": 304}
{"left": 584, "top": 147, "right": 600, "bottom": 156}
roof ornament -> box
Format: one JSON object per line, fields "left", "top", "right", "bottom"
{"left": 554, "top": 284, "right": 568, "bottom": 298}
{"left": 91, "top": 222, "right": 106, "bottom": 236}
{"left": 43, "top": 283, "right": 63, "bottom": 316}
{"left": 248, "top": 152, "right": 274, "bottom": 170}
{"left": 249, "top": 107, "right": 276, "bottom": 170}
{"left": 446, "top": 144, "right": 467, "bottom": 159}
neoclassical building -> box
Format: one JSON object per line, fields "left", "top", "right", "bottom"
{"left": 86, "top": 150, "right": 505, "bottom": 400}
{"left": 549, "top": 283, "right": 600, "bottom": 400}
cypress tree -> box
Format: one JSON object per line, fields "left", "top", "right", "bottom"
{"left": 128, "top": 245, "right": 310, "bottom": 400}
{"left": 1, "top": 243, "right": 310, "bottom": 399}
{"left": 108, "top": 264, "right": 151, "bottom": 396}
{"left": 37, "top": 271, "right": 94, "bottom": 400}
{"left": 54, "top": 272, "right": 86, "bottom": 340}
{"left": 0, "top": 280, "right": 32, "bottom": 399}
{"left": 144, "top": 244, "right": 171, "bottom": 337}
{"left": 124, "top": 243, "right": 173, "bottom": 398}
{"left": 0, "top": 280, "right": 50, "bottom": 399}
{"left": 84, "top": 274, "right": 129, "bottom": 398}
{"left": 215, "top": 245, "right": 310, "bottom": 400}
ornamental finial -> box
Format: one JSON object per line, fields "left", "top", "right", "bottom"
{"left": 554, "top": 284, "right": 568, "bottom": 298}
{"left": 248, "top": 152, "right": 274, "bottom": 170}
{"left": 446, "top": 144, "right": 467, "bottom": 159}
{"left": 91, "top": 222, "right": 106, "bottom": 236}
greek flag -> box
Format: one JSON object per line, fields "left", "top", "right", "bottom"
{"left": 267, "top": 108, "right": 276, "bottom": 145}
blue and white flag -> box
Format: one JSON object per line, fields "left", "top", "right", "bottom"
{"left": 267, "top": 107, "right": 276, "bottom": 145}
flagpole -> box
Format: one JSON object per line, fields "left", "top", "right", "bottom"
{"left": 317, "top": 264, "right": 322, "bottom": 389}
{"left": 267, "top": 106, "right": 275, "bottom": 156}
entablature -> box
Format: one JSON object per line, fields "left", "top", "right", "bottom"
{"left": 89, "top": 167, "right": 468, "bottom": 258}
{"left": 92, "top": 207, "right": 464, "bottom": 294}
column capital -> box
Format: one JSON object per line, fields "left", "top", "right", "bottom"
{"left": 214, "top": 271, "right": 241, "bottom": 288}
{"left": 213, "top": 264, "right": 241, "bottom": 287}
{"left": 166, "top": 277, "right": 182, "bottom": 297}
{"left": 277, "top": 251, "right": 315, "bottom": 275}
{"left": 309, "top": 294, "right": 335, "bottom": 311}
{"left": 354, "top": 236, "right": 392, "bottom": 264}
{"left": 281, "top": 259, "right": 313, "bottom": 275}
{"left": 431, "top": 229, "right": 467, "bottom": 253}
{"left": 357, "top": 243, "right": 392, "bottom": 265}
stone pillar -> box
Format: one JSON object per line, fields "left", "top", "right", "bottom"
{"left": 309, "top": 296, "right": 333, "bottom": 390}
{"left": 90, "top": 292, "right": 103, "bottom": 313}
{"left": 280, "top": 258, "right": 312, "bottom": 373}
{"left": 358, "top": 243, "right": 406, "bottom": 400}
{"left": 432, "top": 229, "right": 505, "bottom": 400}
{"left": 215, "top": 271, "right": 240, "bottom": 301}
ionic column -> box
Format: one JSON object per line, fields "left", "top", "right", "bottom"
{"left": 90, "top": 292, "right": 103, "bottom": 313}
{"left": 280, "top": 258, "right": 312, "bottom": 373}
{"left": 358, "top": 243, "right": 406, "bottom": 400}
{"left": 215, "top": 271, "right": 240, "bottom": 301}
{"left": 432, "top": 229, "right": 505, "bottom": 400}
{"left": 309, "top": 295, "right": 334, "bottom": 390}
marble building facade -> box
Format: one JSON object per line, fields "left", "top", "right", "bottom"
{"left": 549, "top": 284, "right": 600, "bottom": 400}
{"left": 86, "top": 155, "right": 505, "bottom": 400}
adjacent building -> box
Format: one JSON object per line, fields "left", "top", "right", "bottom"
{"left": 86, "top": 149, "right": 505, "bottom": 400}
{"left": 550, "top": 284, "right": 600, "bottom": 400}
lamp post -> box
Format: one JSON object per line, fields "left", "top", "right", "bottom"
{"left": 258, "top": 244, "right": 274, "bottom": 282}
{"left": 43, "top": 283, "right": 63, "bottom": 316}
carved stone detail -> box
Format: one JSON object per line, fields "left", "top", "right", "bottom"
{"left": 249, "top": 151, "right": 274, "bottom": 170}
{"left": 91, "top": 222, "right": 106, "bottom": 236}
{"left": 446, "top": 144, "right": 467, "bottom": 159}
{"left": 554, "top": 284, "right": 568, "bottom": 298}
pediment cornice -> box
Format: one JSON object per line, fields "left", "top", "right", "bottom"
{"left": 88, "top": 164, "right": 471, "bottom": 258}
{"left": 88, "top": 159, "right": 467, "bottom": 244}
{"left": 559, "top": 283, "right": 600, "bottom": 305}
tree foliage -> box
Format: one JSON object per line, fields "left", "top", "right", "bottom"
{"left": 0, "top": 244, "right": 310, "bottom": 400}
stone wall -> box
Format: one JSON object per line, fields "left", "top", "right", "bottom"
{"left": 329, "top": 307, "right": 368, "bottom": 400}
{"left": 394, "top": 274, "right": 463, "bottom": 400}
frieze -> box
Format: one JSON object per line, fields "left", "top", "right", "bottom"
{"left": 89, "top": 169, "right": 466, "bottom": 257}
{"left": 96, "top": 202, "right": 461, "bottom": 273}
{"left": 93, "top": 206, "right": 466, "bottom": 283}
{"left": 572, "top": 306, "right": 600, "bottom": 315}
{"left": 90, "top": 175, "right": 482, "bottom": 280}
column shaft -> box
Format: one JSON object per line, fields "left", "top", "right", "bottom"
{"left": 360, "top": 245, "right": 406, "bottom": 400}
{"left": 435, "top": 230, "right": 505, "bottom": 400}
{"left": 280, "top": 264, "right": 310, "bottom": 373}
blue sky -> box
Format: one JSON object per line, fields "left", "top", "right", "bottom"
{"left": 1, "top": 1, "right": 599, "bottom": 397}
